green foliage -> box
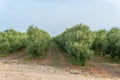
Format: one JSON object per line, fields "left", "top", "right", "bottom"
{"left": 93, "top": 27, "right": 120, "bottom": 61}
{"left": 92, "top": 29, "right": 107, "bottom": 55}
{"left": 105, "top": 27, "right": 120, "bottom": 59}
{"left": 0, "top": 53, "right": 9, "bottom": 58}
{"left": 0, "top": 24, "right": 120, "bottom": 63}
{"left": 0, "top": 29, "right": 27, "bottom": 54}
{"left": 54, "top": 24, "right": 95, "bottom": 66}
{"left": 26, "top": 26, "right": 51, "bottom": 58}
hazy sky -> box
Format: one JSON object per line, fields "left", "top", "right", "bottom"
{"left": 0, "top": 0, "right": 120, "bottom": 36}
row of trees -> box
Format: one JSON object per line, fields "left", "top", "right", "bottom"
{"left": 0, "top": 26, "right": 51, "bottom": 58}
{"left": 0, "top": 29, "right": 27, "bottom": 54}
{"left": 26, "top": 26, "right": 51, "bottom": 57}
{"left": 0, "top": 24, "right": 120, "bottom": 65}
{"left": 92, "top": 27, "right": 120, "bottom": 60}
{"left": 54, "top": 24, "right": 95, "bottom": 65}
{"left": 55, "top": 24, "right": 120, "bottom": 65}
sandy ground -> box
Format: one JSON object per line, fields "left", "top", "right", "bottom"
{"left": 0, "top": 62, "right": 119, "bottom": 80}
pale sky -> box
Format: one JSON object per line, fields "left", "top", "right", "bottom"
{"left": 0, "top": 0, "right": 120, "bottom": 36}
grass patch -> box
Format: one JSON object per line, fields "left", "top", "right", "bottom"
{"left": 50, "top": 52, "right": 61, "bottom": 67}
{"left": 66, "top": 54, "right": 78, "bottom": 65}
{"left": 66, "top": 54, "right": 87, "bottom": 66}
{"left": 25, "top": 52, "right": 47, "bottom": 63}
{"left": 0, "top": 53, "right": 9, "bottom": 58}
{"left": 110, "top": 56, "right": 120, "bottom": 63}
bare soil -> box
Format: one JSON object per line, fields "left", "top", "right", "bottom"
{"left": 0, "top": 42, "right": 120, "bottom": 80}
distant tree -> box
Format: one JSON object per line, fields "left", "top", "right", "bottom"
{"left": 105, "top": 27, "right": 120, "bottom": 59}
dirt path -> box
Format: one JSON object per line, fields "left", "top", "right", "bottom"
{"left": 39, "top": 41, "right": 70, "bottom": 68}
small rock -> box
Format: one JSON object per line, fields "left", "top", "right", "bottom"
{"left": 69, "top": 70, "right": 79, "bottom": 74}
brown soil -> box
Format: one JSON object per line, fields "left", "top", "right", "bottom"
{"left": 39, "top": 47, "right": 52, "bottom": 65}
{"left": 0, "top": 49, "right": 26, "bottom": 64}
{"left": 88, "top": 55, "right": 120, "bottom": 78}
{"left": 39, "top": 42, "right": 70, "bottom": 68}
